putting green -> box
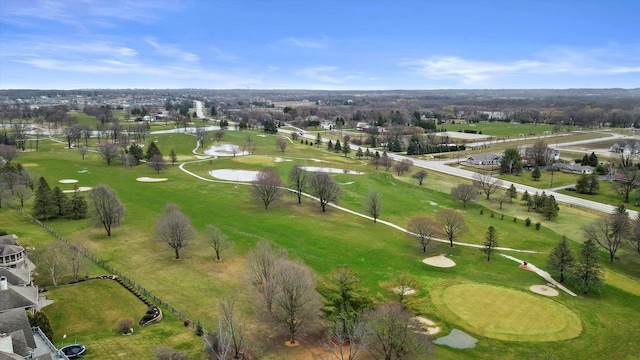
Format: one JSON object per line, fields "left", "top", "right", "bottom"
{"left": 433, "top": 283, "right": 582, "bottom": 342}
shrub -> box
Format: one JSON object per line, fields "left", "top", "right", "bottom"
{"left": 501, "top": 214, "right": 504, "bottom": 220}
{"left": 117, "top": 317, "right": 134, "bottom": 334}
{"left": 480, "top": 209, "right": 484, "bottom": 215}
{"left": 525, "top": 218, "right": 531, "bottom": 227}
{"left": 513, "top": 217, "right": 517, "bottom": 223}
{"left": 155, "top": 347, "right": 188, "bottom": 360}
{"left": 31, "top": 311, "right": 53, "bottom": 340}
{"left": 195, "top": 320, "right": 203, "bottom": 336}
{"left": 490, "top": 212, "right": 494, "bottom": 218}
{"left": 0, "top": 230, "right": 7, "bottom": 236}
{"left": 535, "top": 222, "right": 541, "bottom": 230}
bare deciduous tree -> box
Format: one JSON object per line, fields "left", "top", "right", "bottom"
{"left": 411, "top": 169, "right": 428, "bottom": 185}
{"left": 276, "top": 138, "right": 287, "bottom": 154}
{"left": 41, "top": 242, "right": 66, "bottom": 287}
{"left": 213, "top": 130, "right": 225, "bottom": 142}
{"left": 584, "top": 205, "right": 629, "bottom": 262}
{"left": 149, "top": 154, "right": 167, "bottom": 173}
{"left": 154, "top": 347, "right": 189, "bottom": 360}
{"left": 0, "top": 144, "right": 18, "bottom": 164}
{"left": 380, "top": 153, "right": 393, "bottom": 172}
{"left": 155, "top": 203, "right": 196, "bottom": 260}
{"left": 205, "top": 321, "right": 232, "bottom": 360}
{"left": 219, "top": 298, "right": 246, "bottom": 359}
{"left": 450, "top": 183, "right": 477, "bottom": 208}
{"left": 88, "top": 184, "right": 125, "bottom": 237}
{"left": 324, "top": 316, "right": 370, "bottom": 360}
{"left": 308, "top": 172, "right": 342, "bottom": 212}
{"left": 364, "top": 190, "right": 382, "bottom": 223}
{"left": 204, "top": 224, "right": 232, "bottom": 261}
{"left": 272, "top": 258, "right": 321, "bottom": 345}
{"left": 365, "top": 303, "right": 431, "bottom": 360}
{"left": 252, "top": 167, "right": 284, "bottom": 210}
{"left": 67, "top": 243, "right": 85, "bottom": 282}
{"left": 288, "top": 164, "right": 308, "bottom": 204}
{"left": 247, "top": 240, "right": 287, "bottom": 312}
{"left": 97, "top": 142, "right": 120, "bottom": 166}
{"left": 473, "top": 171, "right": 503, "bottom": 200}
{"left": 78, "top": 146, "right": 88, "bottom": 160}
{"left": 392, "top": 159, "right": 413, "bottom": 176}
{"left": 407, "top": 216, "right": 438, "bottom": 252}
{"left": 116, "top": 317, "right": 134, "bottom": 334}
{"left": 436, "top": 209, "right": 467, "bottom": 248}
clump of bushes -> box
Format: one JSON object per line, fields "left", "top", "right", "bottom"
{"left": 535, "top": 222, "right": 541, "bottom": 231}
{"left": 525, "top": 218, "right": 531, "bottom": 227}
{"left": 117, "top": 317, "right": 134, "bottom": 334}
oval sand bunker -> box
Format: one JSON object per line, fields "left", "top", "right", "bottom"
{"left": 59, "top": 179, "right": 79, "bottom": 184}
{"left": 423, "top": 254, "right": 456, "bottom": 268}
{"left": 137, "top": 177, "right": 168, "bottom": 182}
{"left": 529, "top": 285, "right": 560, "bottom": 297}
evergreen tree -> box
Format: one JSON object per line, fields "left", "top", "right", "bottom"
{"left": 342, "top": 140, "right": 351, "bottom": 157}
{"left": 32, "top": 311, "right": 54, "bottom": 340}
{"left": 356, "top": 147, "right": 364, "bottom": 159}
{"left": 542, "top": 195, "right": 559, "bottom": 220}
{"left": 531, "top": 165, "right": 541, "bottom": 181}
{"left": 582, "top": 154, "right": 590, "bottom": 165}
{"left": 316, "top": 133, "right": 322, "bottom": 147}
{"left": 51, "top": 186, "right": 68, "bottom": 216}
{"left": 128, "top": 143, "right": 144, "bottom": 165}
{"left": 145, "top": 141, "right": 162, "bottom": 161}
{"left": 588, "top": 152, "right": 598, "bottom": 167}
{"left": 67, "top": 189, "right": 88, "bottom": 220}
{"left": 334, "top": 140, "right": 342, "bottom": 153}
{"left": 364, "top": 148, "right": 371, "bottom": 159}
{"left": 500, "top": 148, "right": 523, "bottom": 175}
{"left": 573, "top": 238, "right": 603, "bottom": 294}
{"left": 547, "top": 236, "right": 574, "bottom": 283}
{"left": 481, "top": 226, "right": 499, "bottom": 261}
{"left": 575, "top": 173, "right": 591, "bottom": 194}
{"left": 317, "top": 265, "right": 373, "bottom": 330}
{"left": 169, "top": 149, "right": 177, "bottom": 166}
{"left": 507, "top": 184, "right": 518, "bottom": 203}
{"left": 521, "top": 190, "right": 532, "bottom": 211}
{"left": 327, "top": 140, "right": 333, "bottom": 151}
{"left": 588, "top": 173, "right": 600, "bottom": 194}
{"left": 33, "top": 177, "right": 55, "bottom": 220}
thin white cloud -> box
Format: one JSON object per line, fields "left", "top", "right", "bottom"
{"left": 284, "top": 37, "right": 329, "bottom": 49}
{"left": 145, "top": 39, "right": 200, "bottom": 63}
{"left": 401, "top": 53, "right": 640, "bottom": 84}
{"left": 0, "top": 0, "right": 179, "bottom": 28}
{"left": 296, "top": 66, "right": 361, "bottom": 84}
{"left": 267, "top": 66, "right": 280, "bottom": 72}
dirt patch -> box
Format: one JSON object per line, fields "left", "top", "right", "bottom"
{"left": 136, "top": 177, "right": 169, "bottom": 182}
{"left": 529, "top": 285, "right": 560, "bottom": 297}
{"left": 422, "top": 254, "right": 456, "bottom": 268}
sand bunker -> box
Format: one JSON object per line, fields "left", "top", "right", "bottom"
{"left": 393, "top": 287, "right": 416, "bottom": 296}
{"left": 412, "top": 316, "right": 441, "bottom": 335}
{"left": 274, "top": 157, "right": 293, "bottom": 163}
{"left": 203, "top": 144, "right": 248, "bottom": 157}
{"left": 429, "top": 201, "right": 438, "bottom": 206}
{"left": 422, "top": 254, "right": 456, "bottom": 268}
{"left": 137, "top": 177, "right": 169, "bottom": 182}
{"left": 434, "top": 329, "right": 477, "bottom": 349}
{"left": 529, "top": 285, "right": 560, "bottom": 297}
{"left": 62, "top": 186, "right": 93, "bottom": 193}
{"left": 59, "top": 179, "right": 79, "bottom": 184}
{"left": 300, "top": 166, "right": 364, "bottom": 175}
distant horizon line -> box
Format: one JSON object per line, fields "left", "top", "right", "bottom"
{"left": 1, "top": 87, "right": 639, "bottom": 92}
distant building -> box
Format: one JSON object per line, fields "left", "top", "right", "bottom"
{"left": 552, "top": 163, "right": 594, "bottom": 174}
{"left": 610, "top": 141, "right": 640, "bottom": 154}
{"left": 466, "top": 153, "right": 502, "bottom": 165}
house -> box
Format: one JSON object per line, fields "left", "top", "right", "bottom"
{"left": 0, "top": 309, "right": 36, "bottom": 359}
{"left": 320, "top": 120, "right": 335, "bottom": 130}
{"left": 466, "top": 153, "right": 502, "bottom": 165}
{"left": 552, "top": 163, "right": 594, "bottom": 174}
{"left": 610, "top": 141, "right": 640, "bottom": 154}
{"left": 0, "top": 235, "right": 26, "bottom": 268}
{"left": 0, "top": 277, "right": 38, "bottom": 314}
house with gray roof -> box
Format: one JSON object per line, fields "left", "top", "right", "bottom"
{"left": 466, "top": 153, "right": 502, "bottom": 165}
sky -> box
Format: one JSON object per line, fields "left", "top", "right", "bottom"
{"left": 0, "top": 0, "right": 639, "bottom": 90}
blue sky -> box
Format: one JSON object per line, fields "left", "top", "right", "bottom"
{"left": 1, "top": 0, "right": 638, "bottom": 89}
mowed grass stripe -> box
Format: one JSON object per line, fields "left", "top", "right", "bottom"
{"left": 437, "top": 283, "right": 582, "bottom": 342}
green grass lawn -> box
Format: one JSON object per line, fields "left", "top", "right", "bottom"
{"left": 434, "top": 283, "right": 582, "bottom": 342}
{"left": 43, "top": 279, "right": 205, "bottom": 359}
{"left": 499, "top": 170, "right": 580, "bottom": 189}
{"left": 3, "top": 128, "right": 639, "bottom": 360}
{"left": 444, "top": 122, "right": 556, "bottom": 137}
{"left": 559, "top": 181, "right": 640, "bottom": 212}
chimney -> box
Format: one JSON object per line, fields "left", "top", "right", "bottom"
{"left": 0, "top": 276, "right": 7, "bottom": 291}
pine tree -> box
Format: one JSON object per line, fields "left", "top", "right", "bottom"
{"left": 521, "top": 190, "right": 533, "bottom": 212}
{"left": 575, "top": 174, "right": 590, "bottom": 194}
{"left": 480, "top": 226, "right": 499, "bottom": 261}
{"left": 542, "top": 195, "right": 559, "bottom": 220}
{"left": 145, "top": 141, "right": 162, "bottom": 161}
{"left": 128, "top": 143, "right": 144, "bottom": 165}
{"left": 334, "top": 140, "right": 342, "bottom": 153}
{"left": 573, "top": 238, "right": 603, "bottom": 294}
{"left": 531, "top": 165, "right": 541, "bottom": 181}
{"left": 51, "top": 186, "right": 68, "bottom": 217}
{"left": 507, "top": 184, "right": 518, "bottom": 203}
{"left": 327, "top": 140, "right": 333, "bottom": 151}
{"left": 67, "top": 189, "right": 88, "bottom": 220}
{"left": 316, "top": 133, "right": 322, "bottom": 147}
{"left": 33, "top": 177, "right": 55, "bottom": 220}
{"left": 547, "top": 236, "right": 574, "bottom": 282}
{"left": 588, "top": 173, "right": 600, "bottom": 194}
{"left": 356, "top": 147, "right": 364, "bottom": 159}
{"left": 342, "top": 140, "right": 351, "bottom": 157}
{"left": 169, "top": 149, "right": 177, "bottom": 166}
{"left": 588, "top": 152, "right": 598, "bottom": 167}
